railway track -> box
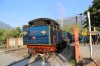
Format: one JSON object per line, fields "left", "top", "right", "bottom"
{"left": 0, "top": 46, "right": 73, "bottom": 66}
{"left": 7, "top": 54, "right": 32, "bottom": 66}
{"left": 0, "top": 47, "right": 64, "bottom": 66}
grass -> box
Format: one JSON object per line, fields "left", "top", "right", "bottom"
{"left": 69, "top": 51, "right": 76, "bottom": 66}
{"left": 70, "top": 57, "right": 76, "bottom": 66}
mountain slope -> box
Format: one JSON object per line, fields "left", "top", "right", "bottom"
{"left": 0, "top": 21, "right": 13, "bottom": 29}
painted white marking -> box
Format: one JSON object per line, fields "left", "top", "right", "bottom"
{"left": 42, "top": 57, "right": 45, "bottom": 66}
{"left": 28, "top": 54, "right": 38, "bottom": 66}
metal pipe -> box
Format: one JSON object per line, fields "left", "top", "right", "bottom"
{"left": 76, "top": 16, "right": 78, "bottom": 27}
{"left": 87, "top": 11, "right": 93, "bottom": 58}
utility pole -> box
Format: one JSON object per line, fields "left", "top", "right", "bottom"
{"left": 76, "top": 16, "right": 78, "bottom": 27}
{"left": 87, "top": 11, "right": 93, "bottom": 58}
{"left": 78, "top": 13, "right": 82, "bottom": 31}
{"left": 74, "top": 15, "right": 80, "bottom": 62}
{"left": 80, "top": 14, "right": 82, "bottom": 32}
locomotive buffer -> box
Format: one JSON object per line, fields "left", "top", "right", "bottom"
{"left": 27, "top": 53, "right": 50, "bottom": 66}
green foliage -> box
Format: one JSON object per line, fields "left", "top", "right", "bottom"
{"left": 15, "top": 27, "right": 22, "bottom": 37}
{"left": 69, "top": 51, "right": 75, "bottom": 66}
{"left": 70, "top": 59, "right": 76, "bottom": 66}
{"left": 83, "top": 0, "right": 100, "bottom": 29}
{"left": 62, "top": 23, "right": 82, "bottom": 34}
{"left": 0, "top": 27, "right": 22, "bottom": 45}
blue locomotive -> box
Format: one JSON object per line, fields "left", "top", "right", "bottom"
{"left": 22, "top": 18, "right": 72, "bottom": 54}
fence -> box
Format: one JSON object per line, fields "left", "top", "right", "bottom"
{"left": 6, "top": 38, "right": 23, "bottom": 48}
{"left": 57, "top": 15, "right": 85, "bottom": 62}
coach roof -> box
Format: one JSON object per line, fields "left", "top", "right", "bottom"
{"left": 28, "top": 18, "right": 59, "bottom": 26}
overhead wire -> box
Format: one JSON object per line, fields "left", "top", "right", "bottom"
{"left": 59, "top": 15, "right": 85, "bottom": 23}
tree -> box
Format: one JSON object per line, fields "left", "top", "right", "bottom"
{"left": 62, "top": 23, "right": 82, "bottom": 34}
{"left": 83, "top": 0, "right": 100, "bottom": 30}
{"left": 15, "top": 27, "right": 22, "bottom": 37}
{"left": 9, "top": 29, "right": 17, "bottom": 38}
{"left": 0, "top": 27, "right": 22, "bottom": 45}
{"left": 9, "top": 27, "right": 22, "bottom": 38}
{"left": 0, "top": 29, "right": 8, "bottom": 45}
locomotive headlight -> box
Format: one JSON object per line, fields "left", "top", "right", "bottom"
{"left": 23, "top": 31, "right": 28, "bottom": 35}
{"left": 41, "top": 30, "right": 46, "bottom": 35}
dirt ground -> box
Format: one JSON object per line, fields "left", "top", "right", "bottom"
{"left": 8, "top": 48, "right": 29, "bottom": 58}
{"left": 79, "top": 43, "right": 100, "bottom": 66}
{"left": 0, "top": 46, "right": 30, "bottom": 58}
{"left": 84, "top": 59, "right": 100, "bottom": 66}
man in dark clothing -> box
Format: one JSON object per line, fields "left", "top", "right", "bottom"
{"left": 96, "top": 34, "right": 100, "bottom": 45}
{"left": 92, "top": 35, "right": 96, "bottom": 44}
{"left": 63, "top": 37, "right": 70, "bottom": 50}
{"left": 66, "top": 37, "right": 70, "bottom": 50}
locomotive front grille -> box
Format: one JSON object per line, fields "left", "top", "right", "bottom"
{"left": 35, "top": 36, "right": 48, "bottom": 44}
{"left": 24, "top": 36, "right": 49, "bottom": 44}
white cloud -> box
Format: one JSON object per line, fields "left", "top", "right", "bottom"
{"left": 57, "top": 3, "right": 65, "bottom": 20}
{"left": 22, "top": 18, "right": 25, "bottom": 19}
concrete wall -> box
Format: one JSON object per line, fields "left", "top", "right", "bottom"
{"left": 6, "top": 38, "right": 23, "bottom": 48}
{"left": 18, "top": 38, "right": 23, "bottom": 46}
{"left": 8, "top": 38, "right": 16, "bottom": 47}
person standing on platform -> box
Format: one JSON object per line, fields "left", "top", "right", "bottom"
{"left": 96, "top": 34, "right": 100, "bottom": 45}
{"left": 83, "top": 36, "right": 86, "bottom": 46}
{"left": 92, "top": 35, "right": 96, "bottom": 44}
{"left": 66, "top": 36, "right": 70, "bottom": 50}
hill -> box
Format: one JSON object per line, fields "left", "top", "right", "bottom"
{"left": 0, "top": 21, "right": 13, "bottom": 29}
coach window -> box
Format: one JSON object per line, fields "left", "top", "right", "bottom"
{"left": 50, "top": 25, "right": 53, "bottom": 28}
{"left": 45, "top": 22, "right": 47, "bottom": 25}
{"left": 46, "top": 20, "right": 50, "bottom": 25}
{"left": 54, "top": 25, "right": 56, "bottom": 29}
{"left": 29, "top": 22, "right": 32, "bottom": 26}
{"left": 53, "top": 26, "right": 54, "bottom": 31}
{"left": 55, "top": 24, "right": 57, "bottom": 30}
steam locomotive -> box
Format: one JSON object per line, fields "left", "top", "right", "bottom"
{"left": 22, "top": 18, "right": 73, "bottom": 54}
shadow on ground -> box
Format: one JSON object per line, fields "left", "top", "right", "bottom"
{"left": 52, "top": 44, "right": 75, "bottom": 66}
{"left": 7, "top": 54, "right": 32, "bottom": 66}
{"left": 82, "top": 58, "right": 100, "bottom": 66}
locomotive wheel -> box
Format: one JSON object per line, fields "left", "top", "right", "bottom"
{"left": 28, "top": 48, "right": 32, "bottom": 54}
{"left": 60, "top": 45, "right": 63, "bottom": 48}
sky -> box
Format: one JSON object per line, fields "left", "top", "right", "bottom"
{"left": 0, "top": 0, "right": 93, "bottom": 27}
